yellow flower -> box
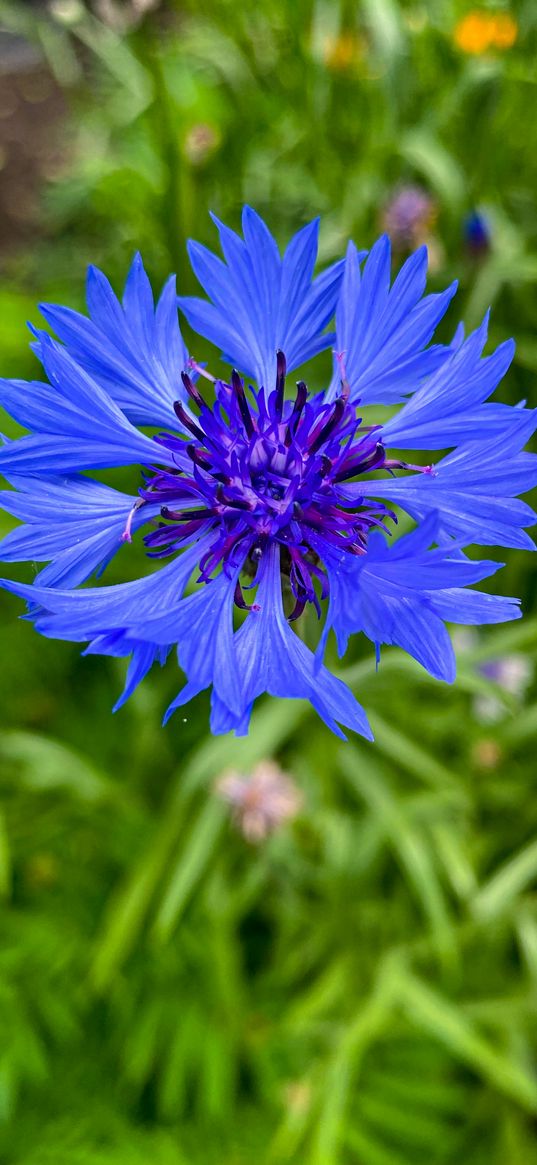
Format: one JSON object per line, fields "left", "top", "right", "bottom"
{"left": 454, "top": 10, "right": 517, "bottom": 55}
{"left": 321, "top": 31, "right": 365, "bottom": 71}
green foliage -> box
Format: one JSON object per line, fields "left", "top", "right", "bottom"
{"left": 0, "top": 0, "right": 536, "bottom": 1160}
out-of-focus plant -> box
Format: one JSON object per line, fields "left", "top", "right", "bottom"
{"left": 0, "top": 620, "right": 536, "bottom": 1162}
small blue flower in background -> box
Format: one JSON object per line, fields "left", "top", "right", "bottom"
{"left": 464, "top": 209, "right": 492, "bottom": 256}
{"left": 0, "top": 207, "right": 535, "bottom": 738}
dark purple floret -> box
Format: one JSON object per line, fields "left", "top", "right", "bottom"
{"left": 141, "top": 351, "right": 399, "bottom": 617}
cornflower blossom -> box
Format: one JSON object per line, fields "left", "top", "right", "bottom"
{"left": 0, "top": 208, "right": 535, "bottom": 739}
{"left": 217, "top": 760, "right": 302, "bottom": 842}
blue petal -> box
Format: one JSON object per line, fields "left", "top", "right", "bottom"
{"left": 81, "top": 631, "right": 169, "bottom": 710}
{"left": 178, "top": 208, "right": 344, "bottom": 392}
{"left": 0, "top": 337, "right": 180, "bottom": 475}
{"left": 0, "top": 538, "right": 206, "bottom": 636}
{"left": 38, "top": 255, "right": 188, "bottom": 427}
{"left": 322, "top": 517, "right": 520, "bottom": 680}
{"left": 427, "top": 588, "right": 521, "bottom": 624}
{"left": 113, "top": 641, "right": 169, "bottom": 710}
{"left": 360, "top": 411, "right": 537, "bottom": 550}
{"left": 9, "top": 560, "right": 242, "bottom": 719}
{"left": 160, "top": 574, "right": 242, "bottom": 720}
{"left": 329, "top": 238, "right": 457, "bottom": 404}
{"left": 214, "top": 545, "right": 373, "bottom": 740}
{"left": 382, "top": 313, "right": 517, "bottom": 448}
{"left": 0, "top": 475, "right": 159, "bottom": 588}
{"left": 78, "top": 568, "right": 242, "bottom": 718}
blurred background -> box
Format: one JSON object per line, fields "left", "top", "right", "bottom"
{"left": 0, "top": 0, "right": 536, "bottom": 1161}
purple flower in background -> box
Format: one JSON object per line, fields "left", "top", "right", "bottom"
{"left": 475, "top": 653, "right": 533, "bottom": 722}
{"left": 0, "top": 208, "right": 535, "bottom": 738}
{"left": 217, "top": 760, "right": 302, "bottom": 842}
{"left": 382, "top": 184, "right": 437, "bottom": 251}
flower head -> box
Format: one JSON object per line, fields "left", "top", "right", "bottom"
{"left": 320, "top": 31, "right": 365, "bottom": 72}
{"left": 183, "top": 124, "right": 220, "bottom": 166}
{"left": 145, "top": 349, "right": 393, "bottom": 624}
{"left": 454, "top": 11, "right": 518, "bottom": 55}
{"left": 217, "top": 760, "right": 302, "bottom": 842}
{"left": 475, "top": 653, "right": 533, "bottom": 723}
{"left": 464, "top": 209, "right": 491, "bottom": 257}
{"left": 382, "top": 184, "right": 437, "bottom": 252}
{"left": 0, "top": 208, "right": 535, "bottom": 739}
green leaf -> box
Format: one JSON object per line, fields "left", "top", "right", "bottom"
{"left": 339, "top": 751, "right": 456, "bottom": 967}
{"left": 0, "top": 731, "right": 112, "bottom": 801}
{"left": 362, "top": 0, "right": 405, "bottom": 59}
{"left": 90, "top": 698, "right": 309, "bottom": 988}
{"left": 151, "top": 800, "right": 226, "bottom": 941}
{"left": 397, "top": 970, "right": 537, "bottom": 1112}
{"left": 399, "top": 129, "right": 465, "bottom": 208}
{"left": 367, "top": 711, "right": 465, "bottom": 794}
{"left": 0, "top": 812, "right": 11, "bottom": 901}
{"left": 472, "top": 838, "right": 537, "bottom": 923}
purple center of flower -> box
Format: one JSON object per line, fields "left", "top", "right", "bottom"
{"left": 140, "top": 352, "right": 402, "bottom": 618}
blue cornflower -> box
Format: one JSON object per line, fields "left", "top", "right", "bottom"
{"left": 0, "top": 208, "right": 535, "bottom": 739}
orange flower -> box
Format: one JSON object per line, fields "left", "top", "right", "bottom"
{"left": 492, "top": 12, "right": 518, "bottom": 48}
{"left": 454, "top": 10, "right": 517, "bottom": 55}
